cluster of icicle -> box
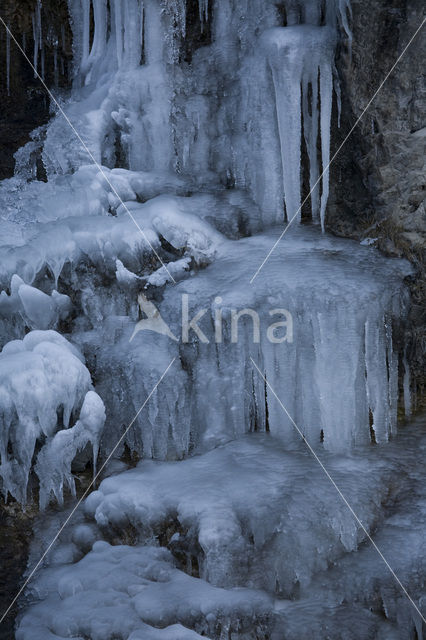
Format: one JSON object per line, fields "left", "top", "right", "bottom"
{"left": 0, "top": 330, "right": 105, "bottom": 506}
{"left": 261, "top": 0, "right": 351, "bottom": 229}
{"left": 6, "top": 0, "right": 67, "bottom": 90}
{"left": 64, "top": 0, "right": 351, "bottom": 228}
{"left": 68, "top": 0, "right": 145, "bottom": 79}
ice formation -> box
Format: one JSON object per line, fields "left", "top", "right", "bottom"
{"left": 83, "top": 226, "right": 409, "bottom": 459}
{"left": 0, "top": 0, "right": 424, "bottom": 638}
{"left": 261, "top": 25, "right": 336, "bottom": 228}
{"left": 36, "top": 389, "right": 105, "bottom": 509}
{"left": 33, "top": 0, "right": 353, "bottom": 227}
{"left": 0, "top": 331, "right": 104, "bottom": 504}
{"left": 16, "top": 542, "right": 272, "bottom": 640}
{"left": 16, "top": 419, "right": 426, "bottom": 639}
{"left": 0, "top": 274, "right": 71, "bottom": 335}
{"left": 6, "top": 24, "right": 11, "bottom": 97}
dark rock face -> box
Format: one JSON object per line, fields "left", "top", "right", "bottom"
{"left": 0, "top": 502, "right": 36, "bottom": 640}
{"left": 0, "top": 0, "right": 72, "bottom": 180}
{"left": 328, "top": 0, "right": 425, "bottom": 400}
{"left": 329, "top": 0, "right": 425, "bottom": 239}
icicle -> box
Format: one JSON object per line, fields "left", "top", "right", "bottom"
{"left": 403, "top": 350, "right": 412, "bottom": 417}
{"left": 31, "top": 0, "right": 42, "bottom": 79}
{"left": 303, "top": 0, "right": 321, "bottom": 25}
{"left": 122, "top": 0, "right": 144, "bottom": 67}
{"left": 53, "top": 46, "right": 58, "bottom": 86}
{"left": 82, "top": 0, "right": 91, "bottom": 69}
{"left": 37, "top": 0, "right": 42, "bottom": 50}
{"left": 6, "top": 25, "right": 10, "bottom": 97}
{"left": 32, "top": 13, "right": 38, "bottom": 78}
{"left": 286, "top": 0, "right": 300, "bottom": 26}
{"left": 338, "top": 0, "right": 352, "bottom": 58}
{"left": 41, "top": 42, "right": 45, "bottom": 80}
{"left": 143, "top": 0, "right": 164, "bottom": 65}
{"left": 326, "top": 0, "right": 352, "bottom": 58}
{"left": 333, "top": 61, "right": 342, "bottom": 128}
{"left": 302, "top": 72, "right": 320, "bottom": 221}
{"left": 386, "top": 318, "right": 398, "bottom": 435}
{"left": 262, "top": 26, "right": 335, "bottom": 226}
{"left": 114, "top": 0, "right": 123, "bottom": 67}
{"left": 84, "top": 0, "right": 108, "bottom": 77}
{"left": 199, "top": 0, "right": 209, "bottom": 31}
{"left": 319, "top": 60, "right": 333, "bottom": 232}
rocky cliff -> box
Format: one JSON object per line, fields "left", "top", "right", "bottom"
{"left": 328, "top": 0, "right": 425, "bottom": 403}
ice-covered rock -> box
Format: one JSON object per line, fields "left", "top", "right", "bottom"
{"left": 36, "top": 390, "right": 105, "bottom": 509}
{"left": 85, "top": 434, "right": 391, "bottom": 592}
{"left": 17, "top": 542, "right": 272, "bottom": 640}
{"left": 0, "top": 330, "right": 103, "bottom": 504}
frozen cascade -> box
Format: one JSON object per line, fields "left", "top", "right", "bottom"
{"left": 16, "top": 418, "right": 426, "bottom": 639}
{"left": 0, "top": 0, "right": 424, "bottom": 638}
{"left": 39, "top": 0, "right": 351, "bottom": 225}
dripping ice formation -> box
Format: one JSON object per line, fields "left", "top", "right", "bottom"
{"left": 0, "top": 0, "right": 424, "bottom": 638}
{"left": 36, "top": 0, "right": 352, "bottom": 226}
{"left": 0, "top": 330, "right": 104, "bottom": 504}
{"left": 261, "top": 25, "right": 336, "bottom": 228}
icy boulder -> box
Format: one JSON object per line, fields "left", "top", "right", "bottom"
{"left": 16, "top": 542, "right": 272, "bottom": 640}
{"left": 0, "top": 330, "right": 104, "bottom": 504}
{"left": 85, "top": 434, "right": 393, "bottom": 594}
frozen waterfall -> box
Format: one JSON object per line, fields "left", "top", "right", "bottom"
{"left": 0, "top": 1, "right": 424, "bottom": 639}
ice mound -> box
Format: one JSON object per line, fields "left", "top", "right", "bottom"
{"left": 272, "top": 417, "right": 426, "bottom": 639}
{"left": 16, "top": 420, "right": 426, "bottom": 639}
{"left": 0, "top": 330, "right": 104, "bottom": 504}
{"left": 16, "top": 542, "right": 272, "bottom": 640}
{"left": 84, "top": 434, "right": 394, "bottom": 594}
